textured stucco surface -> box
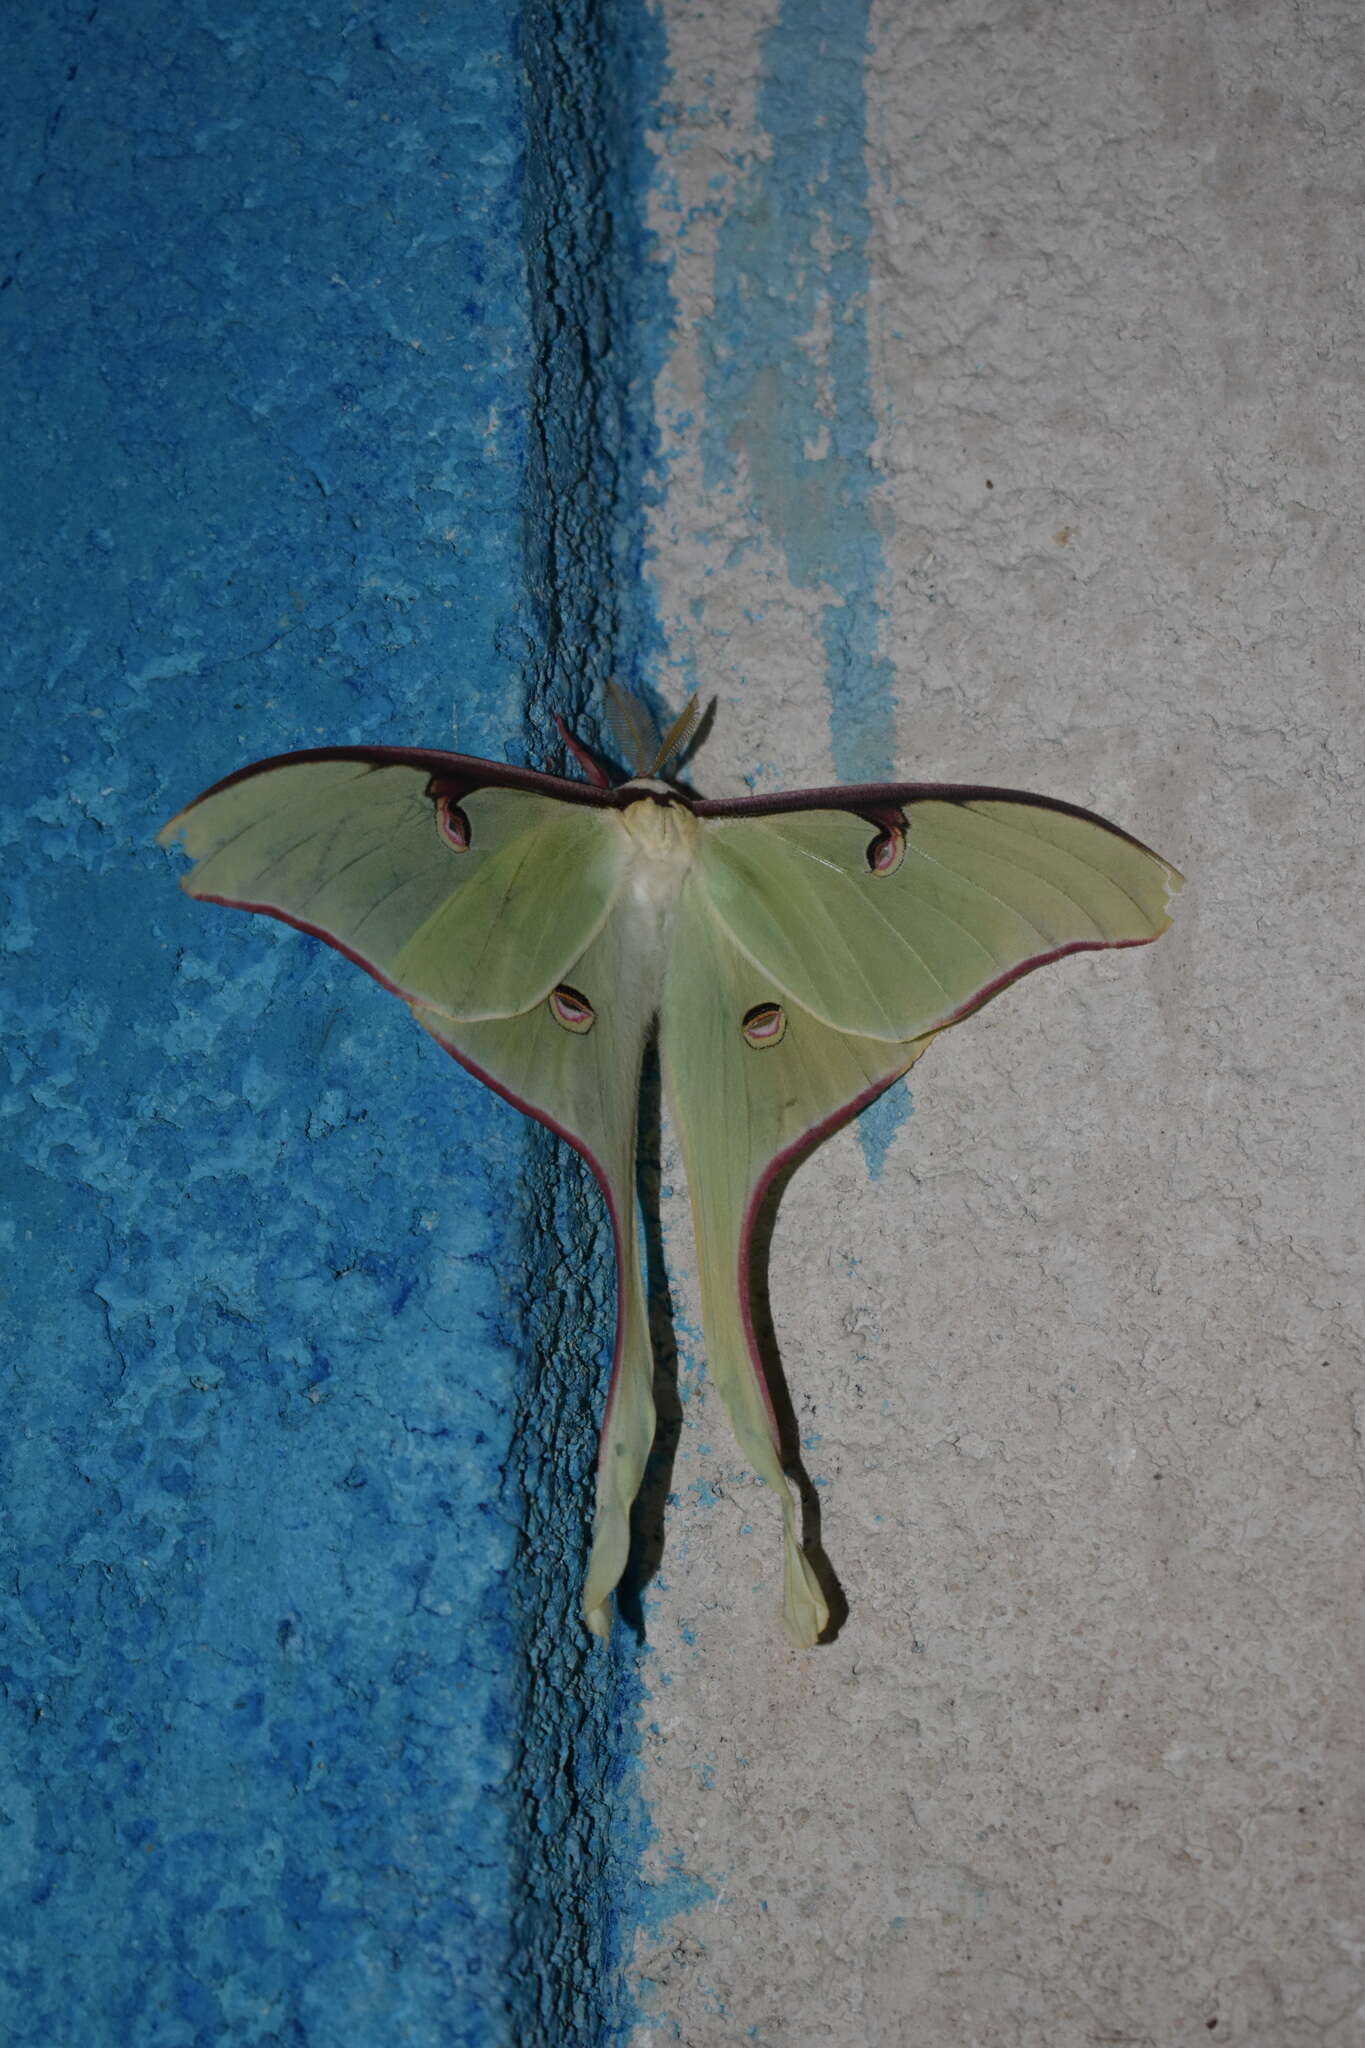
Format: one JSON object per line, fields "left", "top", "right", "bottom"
{"left": 509, "top": 4, "right": 676, "bottom": 2037}
{"left": 2, "top": 9, "right": 535, "bottom": 2041}
{"left": 2, "top": 4, "right": 661, "bottom": 2042}
{"left": 633, "top": 2, "right": 1364, "bottom": 2043}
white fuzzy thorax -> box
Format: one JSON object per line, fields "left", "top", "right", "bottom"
{"left": 618, "top": 791, "right": 700, "bottom": 909}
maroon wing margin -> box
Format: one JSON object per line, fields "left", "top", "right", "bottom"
{"left": 691, "top": 780, "right": 1168, "bottom": 859}
{"left": 173, "top": 743, "right": 632, "bottom": 815}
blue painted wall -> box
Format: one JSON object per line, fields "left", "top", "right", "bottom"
{"left": 2, "top": 3, "right": 662, "bottom": 2040}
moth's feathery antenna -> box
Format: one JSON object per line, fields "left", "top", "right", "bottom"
{"left": 604, "top": 679, "right": 658, "bottom": 777}
{"left": 650, "top": 693, "right": 704, "bottom": 779}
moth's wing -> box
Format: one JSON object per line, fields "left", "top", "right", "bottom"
{"left": 414, "top": 900, "right": 659, "bottom": 1642}
{"left": 158, "top": 748, "right": 628, "bottom": 1021}
{"left": 161, "top": 748, "right": 654, "bottom": 1638}
{"left": 661, "top": 879, "right": 934, "bottom": 1649}
{"left": 692, "top": 786, "right": 1182, "bottom": 1040}
{"left": 667, "top": 790, "right": 1179, "bottom": 1647}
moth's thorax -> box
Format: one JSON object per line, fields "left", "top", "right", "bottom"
{"left": 617, "top": 791, "right": 699, "bottom": 919}
{"left": 618, "top": 789, "right": 699, "bottom": 864}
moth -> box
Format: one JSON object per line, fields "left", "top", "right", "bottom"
{"left": 159, "top": 694, "right": 1181, "bottom": 1645}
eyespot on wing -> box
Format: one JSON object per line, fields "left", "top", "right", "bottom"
{"left": 741, "top": 1001, "right": 787, "bottom": 1048}
{"left": 549, "top": 984, "right": 596, "bottom": 1034}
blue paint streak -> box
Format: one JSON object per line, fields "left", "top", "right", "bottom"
{"left": 702, "top": 0, "right": 897, "bottom": 785}
{"left": 700, "top": 0, "right": 909, "bottom": 1174}
{"left": 859, "top": 1081, "right": 915, "bottom": 1181}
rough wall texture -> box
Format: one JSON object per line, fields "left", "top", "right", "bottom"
{"left": 2, "top": 9, "right": 534, "bottom": 2041}
{"left": 634, "top": 2, "right": 1363, "bottom": 2043}
{"left": 511, "top": 3, "right": 671, "bottom": 2039}
{"left": 1, "top": 4, "right": 660, "bottom": 2042}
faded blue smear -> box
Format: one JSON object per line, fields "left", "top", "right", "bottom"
{"left": 698, "top": 0, "right": 910, "bottom": 1174}
{"left": 638, "top": 1848, "right": 713, "bottom": 1940}
{"left": 858, "top": 1080, "right": 915, "bottom": 1181}
{"left": 701, "top": 0, "right": 897, "bottom": 787}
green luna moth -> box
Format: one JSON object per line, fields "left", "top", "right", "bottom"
{"left": 159, "top": 696, "right": 1181, "bottom": 1647}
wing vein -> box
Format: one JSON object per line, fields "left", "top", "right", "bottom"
{"left": 947, "top": 805, "right": 1159, "bottom": 925}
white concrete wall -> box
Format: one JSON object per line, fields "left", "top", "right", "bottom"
{"left": 633, "top": 3, "right": 1363, "bottom": 2042}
